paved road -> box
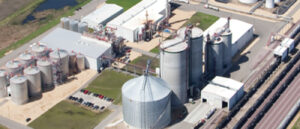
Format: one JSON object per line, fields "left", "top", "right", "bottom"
{"left": 0, "top": 115, "right": 32, "bottom": 129}
{"left": 94, "top": 105, "right": 122, "bottom": 129}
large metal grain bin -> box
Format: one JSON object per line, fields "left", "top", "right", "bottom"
{"left": 10, "top": 75, "right": 28, "bottom": 105}
{"left": 6, "top": 60, "right": 22, "bottom": 75}
{"left": 50, "top": 49, "right": 69, "bottom": 78}
{"left": 76, "top": 53, "right": 85, "bottom": 71}
{"left": 206, "top": 37, "right": 224, "bottom": 76}
{"left": 37, "top": 59, "right": 53, "bottom": 91}
{"left": 24, "top": 66, "right": 42, "bottom": 97}
{"left": 122, "top": 75, "right": 171, "bottom": 129}
{"left": 221, "top": 29, "right": 232, "bottom": 68}
{"left": 60, "top": 17, "right": 70, "bottom": 29}
{"left": 69, "top": 19, "right": 79, "bottom": 32}
{"left": 160, "top": 38, "right": 188, "bottom": 107}
{"left": 19, "top": 52, "right": 35, "bottom": 66}
{"left": 31, "top": 44, "right": 47, "bottom": 58}
{"left": 78, "top": 22, "right": 88, "bottom": 34}
{"left": 0, "top": 69, "right": 8, "bottom": 98}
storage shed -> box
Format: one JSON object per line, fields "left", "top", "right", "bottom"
{"left": 40, "top": 28, "right": 112, "bottom": 71}
{"left": 201, "top": 76, "right": 244, "bottom": 110}
{"left": 273, "top": 45, "right": 288, "bottom": 61}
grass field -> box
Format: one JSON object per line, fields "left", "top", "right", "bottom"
{"left": 0, "top": 125, "right": 8, "bottom": 129}
{"left": 130, "top": 55, "right": 159, "bottom": 70}
{"left": 29, "top": 100, "right": 111, "bottom": 129}
{"left": 183, "top": 12, "right": 219, "bottom": 31}
{"left": 84, "top": 70, "right": 134, "bottom": 104}
{"left": 293, "top": 117, "right": 300, "bottom": 129}
{"left": 106, "top": 0, "right": 141, "bottom": 11}
{"left": 150, "top": 46, "right": 159, "bottom": 54}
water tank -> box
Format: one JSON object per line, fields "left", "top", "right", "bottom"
{"left": 274, "top": 0, "right": 280, "bottom": 3}
{"left": 60, "top": 17, "right": 70, "bottom": 29}
{"left": 239, "top": 0, "right": 257, "bottom": 4}
{"left": 206, "top": 37, "right": 224, "bottom": 76}
{"left": 76, "top": 53, "right": 85, "bottom": 71}
{"left": 221, "top": 29, "right": 232, "bottom": 68}
{"left": 69, "top": 19, "right": 79, "bottom": 32}
{"left": 31, "top": 44, "right": 47, "bottom": 57}
{"left": 10, "top": 75, "right": 28, "bottom": 105}
{"left": 265, "top": 0, "right": 274, "bottom": 8}
{"left": 5, "top": 60, "right": 22, "bottom": 75}
{"left": 160, "top": 38, "right": 188, "bottom": 107}
{"left": 0, "top": 69, "right": 8, "bottom": 98}
{"left": 37, "top": 59, "right": 53, "bottom": 91}
{"left": 49, "top": 49, "right": 69, "bottom": 78}
{"left": 122, "top": 75, "right": 171, "bottom": 129}
{"left": 19, "top": 52, "right": 35, "bottom": 66}
{"left": 24, "top": 66, "right": 42, "bottom": 97}
{"left": 78, "top": 22, "right": 88, "bottom": 34}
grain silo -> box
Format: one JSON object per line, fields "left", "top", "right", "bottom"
{"left": 24, "top": 66, "right": 42, "bottom": 97}
{"left": 160, "top": 38, "right": 188, "bottom": 107}
{"left": 69, "top": 19, "right": 79, "bottom": 32}
{"left": 0, "top": 69, "right": 8, "bottom": 98}
{"left": 239, "top": 0, "right": 257, "bottom": 4}
{"left": 265, "top": 0, "right": 274, "bottom": 8}
{"left": 19, "top": 52, "right": 35, "bottom": 66}
{"left": 76, "top": 53, "right": 85, "bottom": 71}
{"left": 6, "top": 60, "right": 22, "bottom": 75}
{"left": 221, "top": 29, "right": 232, "bottom": 68}
{"left": 69, "top": 51, "right": 77, "bottom": 75}
{"left": 37, "top": 59, "right": 53, "bottom": 91}
{"left": 122, "top": 75, "right": 171, "bottom": 129}
{"left": 50, "top": 49, "right": 69, "bottom": 80}
{"left": 206, "top": 37, "right": 224, "bottom": 76}
{"left": 10, "top": 75, "right": 28, "bottom": 105}
{"left": 60, "top": 17, "right": 70, "bottom": 29}
{"left": 31, "top": 43, "right": 47, "bottom": 58}
{"left": 78, "top": 22, "right": 88, "bottom": 34}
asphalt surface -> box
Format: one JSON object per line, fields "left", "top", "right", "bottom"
{"left": 0, "top": 115, "right": 32, "bottom": 129}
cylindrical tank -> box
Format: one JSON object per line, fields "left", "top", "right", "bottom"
{"left": 265, "top": 0, "right": 274, "bottom": 8}
{"left": 207, "top": 37, "right": 224, "bottom": 76}
{"left": 122, "top": 75, "right": 171, "bottom": 129}
{"left": 69, "top": 19, "right": 79, "bottom": 32}
{"left": 19, "top": 52, "right": 35, "bottom": 66}
{"left": 69, "top": 51, "right": 77, "bottom": 75}
{"left": 0, "top": 69, "right": 8, "bottom": 98}
{"left": 60, "top": 17, "right": 70, "bottom": 29}
{"left": 49, "top": 49, "right": 69, "bottom": 78}
{"left": 24, "top": 66, "right": 42, "bottom": 97}
{"left": 78, "top": 22, "right": 88, "bottom": 34}
{"left": 31, "top": 44, "right": 47, "bottom": 58}
{"left": 160, "top": 38, "right": 188, "bottom": 107}
{"left": 239, "top": 0, "right": 257, "bottom": 4}
{"left": 5, "top": 60, "right": 22, "bottom": 75}
{"left": 76, "top": 53, "right": 85, "bottom": 71}
{"left": 274, "top": 0, "right": 280, "bottom": 3}
{"left": 221, "top": 29, "right": 232, "bottom": 68}
{"left": 10, "top": 75, "right": 28, "bottom": 105}
{"left": 37, "top": 59, "right": 53, "bottom": 91}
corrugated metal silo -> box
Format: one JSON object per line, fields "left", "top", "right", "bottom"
{"left": 37, "top": 59, "right": 53, "bottom": 91}
{"left": 10, "top": 75, "right": 28, "bottom": 105}
{"left": 78, "top": 22, "right": 88, "bottom": 34}
{"left": 60, "top": 17, "right": 70, "bottom": 29}
{"left": 69, "top": 51, "right": 77, "bottom": 75}
{"left": 160, "top": 38, "right": 188, "bottom": 106}
{"left": 69, "top": 19, "right": 79, "bottom": 32}
{"left": 76, "top": 53, "right": 85, "bottom": 71}
{"left": 24, "top": 66, "right": 42, "bottom": 97}
{"left": 122, "top": 75, "right": 171, "bottom": 129}
{"left": 221, "top": 29, "right": 232, "bottom": 68}
{"left": 31, "top": 44, "right": 47, "bottom": 58}
{"left": 19, "top": 52, "right": 35, "bottom": 66}
{"left": 207, "top": 37, "right": 224, "bottom": 76}
{"left": 50, "top": 49, "right": 69, "bottom": 78}
{"left": 0, "top": 69, "right": 8, "bottom": 98}
{"left": 6, "top": 60, "right": 22, "bottom": 75}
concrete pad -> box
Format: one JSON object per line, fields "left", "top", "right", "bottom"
{"left": 169, "top": 9, "right": 196, "bottom": 30}
{"left": 184, "top": 103, "right": 211, "bottom": 125}
{"left": 0, "top": 69, "right": 97, "bottom": 125}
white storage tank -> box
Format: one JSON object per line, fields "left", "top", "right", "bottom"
{"left": 274, "top": 0, "right": 280, "bottom": 3}
{"left": 69, "top": 19, "right": 79, "bottom": 32}
{"left": 31, "top": 43, "right": 47, "bottom": 58}
{"left": 76, "top": 53, "right": 85, "bottom": 71}
{"left": 24, "top": 66, "right": 42, "bottom": 97}
{"left": 19, "top": 52, "right": 35, "bottom": 66}
{"left": 221, "top": 29, "right": 232, "bottom": 68}
{"left": 78, "top": 22, "right": 88, "bottom": 34}
{"left": 60, "top": 17, "right": 70, "bottom": 29}
{"left": 10, "top": 75, "right": 28, "bottom": 105}
{"left": 0, "top": 69, "right": 8, "bottom": 98}
{"left": 265, "top": 0, "right": 274, "bottom": 8}
{"left": 6, "top": 60, "right": 22, "bottom": 75}
{"left": 122, "top": 75, "right": 171, "bottom": 129}
{"left": 239, "top": 0, "right": 257, "bottom": 4}
{"left": 160, "top": 38, "right": 188, "bottom": 106}
{"left": 37, "top": 59, "right": 53, "bottom": 91}
{"left": 49, "top": 49, "right": 69, "bottom": 78}
{"left": 206, "top": 37, "right": 224, "bottom": 76}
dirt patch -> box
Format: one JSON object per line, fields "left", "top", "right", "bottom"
{"left": 0, "top": 0, "right": 35, "bottom": 21}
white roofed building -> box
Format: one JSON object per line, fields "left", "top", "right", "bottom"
{"left": 201, "top": 76, "right": 244, "bottom": 110}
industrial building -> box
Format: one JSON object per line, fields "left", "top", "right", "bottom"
{"left": 81, "top": 4, "right": 123, "bottom": 29}
{"left": 107, "top": 0, "right": 169, "bottom": 42}
{"left": 204, "top": 17, "right": 254, "bottom": 57}
{"left": 201, "top": 76, "right": 244, "bottom": 110}
{"left": 122, "top": 73, "right": 171, "bottom": 129}
{"left": 40, "top": 28, "right": 113, "bottom": 71}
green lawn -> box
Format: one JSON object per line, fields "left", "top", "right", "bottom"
{"left": 150, "top": 46, "right": 160, "bottom": 54}
{"left": 293, "top": 116, "right": 300, "bottom": 129}
{"left": 106, "top": 0, "right": 141, "bottom": 11}
{"left": 0, "top": 125, "right": 8, "bottom": 129}
{"left": 29, "top": 101, "right": 111, "bottom": 129}
{"left": 84, "top": 70, "right": 134, "bottom": 104}
{"left": 130, "top": 55, "right": 159, "bottom": 70}
{"left": 183, "top": 12, "right": 219, "bottom": 31}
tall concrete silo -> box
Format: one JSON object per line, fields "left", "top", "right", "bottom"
{"left": 0, "top": 69, "right": 8, "bottom": 98}
{"left": 69, "top": 19, "right": 79, "bottom": 32}
{"left": 50, "top": 49, "right": 69, "bottom": 81}
{"left": 24, "top": 66, "right": 42, "bottom": 97}
{"left": 31, "top": 44, "right": 47, "bottom": 58}
{"left": 122, "top": 75, "right": 171, "bottom": 129}
{"left": 19, "top": 52, "right": 35, "bottom": 67}
{"left": 10, "top": 75, "right": 28, "bottom": 105}
{"left": 265, "top": 0, "right": 274, "bottom": 8}
{"left": 76, "top": 53, "right": 85, "bottom": 71}
{"left": 60, "top": 17, "right": 70, "bottom": 29}
{"left": 37, "top": 59, "right": 53, "bottom": 91}
{"left": 6, "top": 60, "right": 22, "bottom": 75}
{"left": 206, "top": 37, "right": 224, "bottom": 77}
{"left": 78, "top": 22, "right": 88, "bottom": 34}
{"left": 160, "top": 38, "right": 188, "bottom": 107}
{"left": 221, "top": 29, "right": 232, "bottom": 68}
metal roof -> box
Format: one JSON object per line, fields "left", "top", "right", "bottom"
{"left": 40, "top": 28, "right": 111, "bottom": 59}
{"left": 122, "top": 75, "right": 171, "bottom": 102}
{"left": 281, "top": 37, "right": 294, "bottom": 47}
{"left": 273, "top": 45, "right": 288, "bottom": 56}
{"left": 160, "top": 38, "right": 188, "bottom": 52}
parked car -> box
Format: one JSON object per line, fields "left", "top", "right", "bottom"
{"left": 100, "top": 106, "right": 105, "bottom": 110}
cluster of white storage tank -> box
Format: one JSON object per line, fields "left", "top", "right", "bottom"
{"left": 60, "top": 17, "right": 88, "bottom": 34}
{"left": 0, "top": 43, "right": 86, "bottom": 105}
{"left": 239, "top": 0, "right": 279, "bottom": 8}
